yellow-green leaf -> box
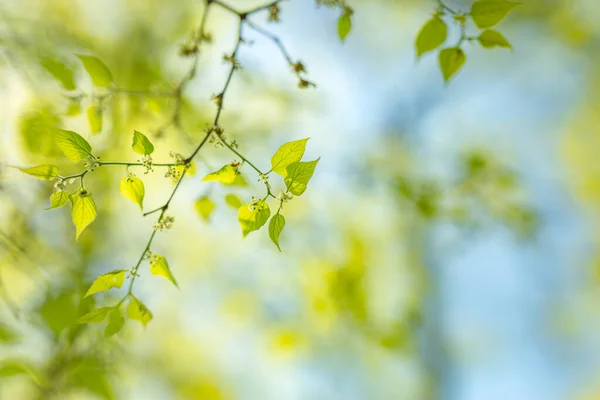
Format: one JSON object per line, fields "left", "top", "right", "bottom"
{"left": 87, "top": 105, "right": 102, "bottom": 134}
{"left": 202, "top": 164, "right": 238, "bottom": 184}
{"left": 439, "top": 47, "right": 466, "bottom": 82}
{"left": 85, "top": 270, "right": 126, "bottom": 297}
{"left": 269, "top": 214, "right": 285, "bottom": 252}
{"left": 416, "top": 17, "right": 448, "bottom": 58}
{"left": 66, "top": 102, "right": 81, "bottom": 116}
{"left": 120, "top": 176, "right": 145, "bottom": 210}
{"left": 338, "top": 11, "right": 352, "bottom": 42}
{"left": 478, "top": 29, "right": 512, "bottom": 49}
{"left": 47, "top": 191, "right": 70, "bottom": 210}
{"left": 76, "top": 54, "right": 113, "bottom": 87}
{"left": 40, "top": 58, "right": 76, "bottom": 91}
{"left": 55, "top": 129, "right": 93, "bottom": 163}
{"left": 76, "top": 307, "right": 112, "bottom": 324}
{"left": 127, "top": 296, "right": 152, "bottom": 327}
{"left": 470, "top": 1, "right": 521, "bottom": 29}
{"left": 271, "top": 138, "right": 309, "bottom": 176}
{"left": 71, "top": 190, "right": 97, "bottom": 240}
{"left": 195, "top": 197, "right": 215, "bottom": 221}
{"left": 225, "top": 194, "right": 243, "bottom": 209}
{"left": 284, "top": 158, "right": 320, "bottom": 196}
{"left": 17, "top": 165, "right": 59, "bottom": 180}
{"left": 132, "top": 130, "right": 154, "bottom": 155}
{"left": 104, "top": 309, "right": 125, "bottom": 338}
{"left": 150, "top": 254, "right": 178, "bottom": 288}
{"left": 238, "top": 200, "right": 271, "bottom": 237}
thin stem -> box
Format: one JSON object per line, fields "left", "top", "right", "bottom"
{"left": 435, "top": 0, "right": 458, "bottom": 15}
{"left": 99, "top": 161, "right": 177, "bottom": 167}
{"left": 216, "top": 135, "right": 264, "bottom": 175}
{"left": 245, "top": 19, "right": 294, "bottom": 65}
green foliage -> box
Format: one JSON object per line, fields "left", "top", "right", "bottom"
{"left": 40, "top": 294, "right": 78, "bottom": 335}
{"left": 104, "top": 309, "right": 125, "bottom": 338}
{"left": 55, "top": 129, "right": 94, "bottom": 163}
{"left": 48, "top": 190, "right": 70, "bottom": 209}
{"left": 150, "top": 254, "right": 178, "bottom": 288}
{"left": 285, "top": 158, "right": 320, "bottom": 196}
{"left": 0, "top": 360, "right": 39, "bottom": 382}
{"left": 77, "top": 54, "right": 114, "bottom": 87}
{"left": 71, "top": 189, "right": 98, "bottom": 240}
{"left": 225, "top": 193, "right": 243, "bottom": 208}
{"left": 195, "top": 196, "right": 215, "bottom": 221}
{"left": 478, "top": 29, "right": 512, "bottom": 49}
{"left": 439, "top": 47, "right": 467, "bottom": 82}
{"left": 87, "top": 105, "right": 103, "bottom": 134}
{"left": 470, "top": 0, "right": 521, "bottom": 29}
{"left": 77, "top": 307, "right": 112, "bottom": 324}
{"left": 268, "top": 213, "right": 285, "bottom": 252}
{"left": 120, "top": 176, "right": 145, "bottom": 210}
{"left": 0, "top": 324, "right": 21, "bottom": 343}
{"left": 127, "top": 296, "right": 153, "bottom": 327}
{"left": 132, "top": 130, "right": 154, "bottom": 155}
{"left": 40, "top": 58, "right": 76, "bottom": 91}
{"left": 19, "top": 106, "right": 62, "bottom": 157}
{"left": 338, "top": 9, "right": 352, "bottom": 42}
{"left": 270, "top": 138, "right": 309, "bottom": 176}
{"left": 202, "top": 164, "right": 239, "bottom": 184}
{"left": 238, "top": 200, "right": 271, "bottom": 237}
{"left": 415, "top": 17, "right": 448, "bottom": 58}
{"left": 17, "top": 164, "right": 59, "bottom": 180}
{"left": 85, "top": 270, "right": 126, "bottom": 297}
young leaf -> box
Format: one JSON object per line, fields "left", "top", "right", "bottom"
{"left": 150, "top": 254, "right": 178, "bottom": 288}
{"left": 71, "top": 190, "right": 97, "bottom": 240}
{"left": 202, "top": 164, "right": 238, "bottom": 184}
{"left": 76, "top": 54, "right": 113, "bottom": 87}
{"left": 415, "top": 17, "right": 448, "bottom": 58}
{"left": 76, "top": 307, "right": 112, "bottom": 324}
{"left": 271, "top": 138, "right": 309, "bottom": 176}
{"left": 40, "top": 58, "right": 76, "bottom": 91}
{"left": 225, "top": 194, "right": 243, "bottom": 209}
{"left": 269, "top": 214, "right": 285, "bottom": 252}
{"left": 85, "top": 270, "right": 126, "bottom": 297}
{"left": 195, "top": 197, "right": 215, "bottom": 221}
{"left": 284, "top": 158, "right": 320, "bottom": 196}
{"left": 17, "top": 165, "right": 59, "bottom": 180}
{"left": 55, "top": 129, "right": 93, "bottom": 163}
{"left": 238, "top": 200, "right": 271, "bottom": 237}
{"left": 478, "top": 29, "right": 512, "bottom": 49}
{"left": 87, "top": 105, "right": 103, "bottom": 134}
{"left": 47, "top": 191, "right": 70, "bottom": 210}
{"left": 104, "top": 309, "right": 125, "bottom": 338}
{"left": 132, "top": 130, "right": 154, "bottom": 155}
{"left": 438, "top": 47, "right": 466, "bottom": 82}
{"left": 127, "top": 296, "right": 153, "bottom": 327}
{"left": 338, "top": 11, "right": 352, "bottom": 42}
{"left": 120, "top": 176, "right": 145, "bottom": 210}
{"left": 470, "top": 1, "right": 521, "bottom": 29}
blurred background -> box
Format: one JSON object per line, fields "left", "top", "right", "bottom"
{"left": 1, "top": 0, "right": 599, "bottom": 399}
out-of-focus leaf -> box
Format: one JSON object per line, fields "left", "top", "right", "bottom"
{"left": 77, "top": 54, "right": 114, "bottom": 87}
{"left": 439, "top": 47, "right": 466, "bottom": 82}
{"left": 87, "top": 105, "right": 103, "bottom": 134}
{"left": 40, "top": 58, "right": 76, "bottom": 91}
{"left": 76, "top": 307, "right": 112, "bottom": 324}
{"left": 470, "top": 1, "right": 521, "bottom": 29}
{"left": 195, "top": 197, "right": 215, "bottom": 221}
{"left": 478, "top": 29, "right": 512, "bottom": 49}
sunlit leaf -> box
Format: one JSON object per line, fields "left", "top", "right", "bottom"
{"left": 269, "top": 214, "right": 285, "bottom": 252}
{"left": 470, "top": 0, "right": 521, "bottom": 29}
{"left": 40, "top": 58, "right": 76, "bottom": 91}
{"left": 76, "top": 307, "right": 112, "bottom": 324}
{"left": 104, "top": 309, "right": 125, "bottom": 338}
{"left": 225, "top": 193, "right": 243, "bottom": 209}
{"left": 438, "top": 47, "right": 466, "bottom": 82}
{"left": 284, "top": 158, "right": 320, "bottom": 196}
{"left": 150, "top": 254, "right": 178, "bottom": 288}
{"left": 40, "top": 294, "right": 77, "bottom": 335}
{"left": 415, "top": 17, "right": 448, "bottom": 58}
{"left": 195, "top": 196, "right": 215, "bottom": 221}
{"left": 132, "top": 130, "right": 154, "bottom": 155}
{"left": 17, "top": 165, "right": 58, "bottom": 180}
{"left": 47, "top": 191, "right": 70, "bottom": 210}
{"left": 271, "top": 138, "right": 309, "bottom": 176}
{"left": 338, "top": 11, "right": 352, "bottom": 42}
{"left": 120, "top": 176, "right": 145, "bottom": 210}
{"left": 77, "top": 54, "right": 113, "bottom": 87}
{"left": 202, "top": 164, "right": 238, "bottom": 184}
{"left": 238, "top": 200, "right": 270, "bottom": 237}
{"left": 87, "top": 105, "right": 103, "bottom": 134}
{"left": 478, "top": 29, "right": 512, "bottom": 49}
{"left": 85, "top": 270, "right": 126, "bottom": 297}
{"left": 66, "top": 102, "right": 81, "bottom": 116}
{"left": 55, "top": 129, "right": 93, "bottom": 163}
{"left": 71, "top": 190, "right": 97, "bottom": 240}
{"left": 127, "top": 296, "right": 153, "bottom": 327}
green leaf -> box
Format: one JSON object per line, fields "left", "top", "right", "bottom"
{"left": 338, "top": 11, "right": 352, "bottom": 42}
{"left": 0, "top": 324, "right": 20, "bottom": 343}
{"left": 40, "top": 294, "right": 78, "bottom": 335}
{"left": 284, "top": 158, "right": 320, "bottom": 196}
{"left": 225, "top": 193, "right": 243, "bottom": 209}
{"left": 87, "top": 105, "right": 103, "bottom": 134}
{"left": 132, "top": 130, "right": 154, "bottom": 155}
{"left": 202, "top": 164, "right": 239, "bottom": 184}
{"left": 76, "top": 54, "right": 113, "bottom": 87}
{"left": 270, "top": 138, "right": 309, "bottom": 176}
{"left": 470, "top": 1, "right": 521, "bottom": 29}
{"left": 17, "top": 165, "right": 59, "bottom": 180}
{"left": 231, "top": 174, "right": 248, "bottom": 187}
{"left": 478, "top": 29, "right": 512, "bottom": 49}
{"left": 76, "top": 307, "right": 112, "bottom": 324}
{"left": 150, "top": 254, "right": 178, "bottom": 288}
{"left": 0, "top": 360, "right": 38, "bottom": 382}
{"left": 66, "top": 102, "right": 81, "bottom": 116}
{"left": 120, "top": 176, "right": 145, "bottom": 210}
{"left": 55, "top": 129, "right": 93, "bottom": 163}
{"left": 40, "top": 58, "right": 76, "bottom": 91}
{"left": 47, "top": 191, "right": 70, "bottom": 210}
{"left": 269, "top": 214, "right": 285, "bottom": 252}
{"left": 438, "top": 47, "right": 466, "bottom": 82}
{"left": 85, "top": 270, "right": 126, "bottom": 297}
{"left": 104, "top": 309, "right": 125, "bottom": 338}
{"left": 195, "top": 197, "right": 215, "bottom": 221}
{"left": 127, "top": 296, "right": 153, "bottom": 327}
{"left": 415, "top": 17, "right": 448, "bottom": 58}
{"left": 71, "top": 190, "right": 97, "bottom": 240}
{"left": 238, "top": 200, "right": 271, "bottom": 237}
